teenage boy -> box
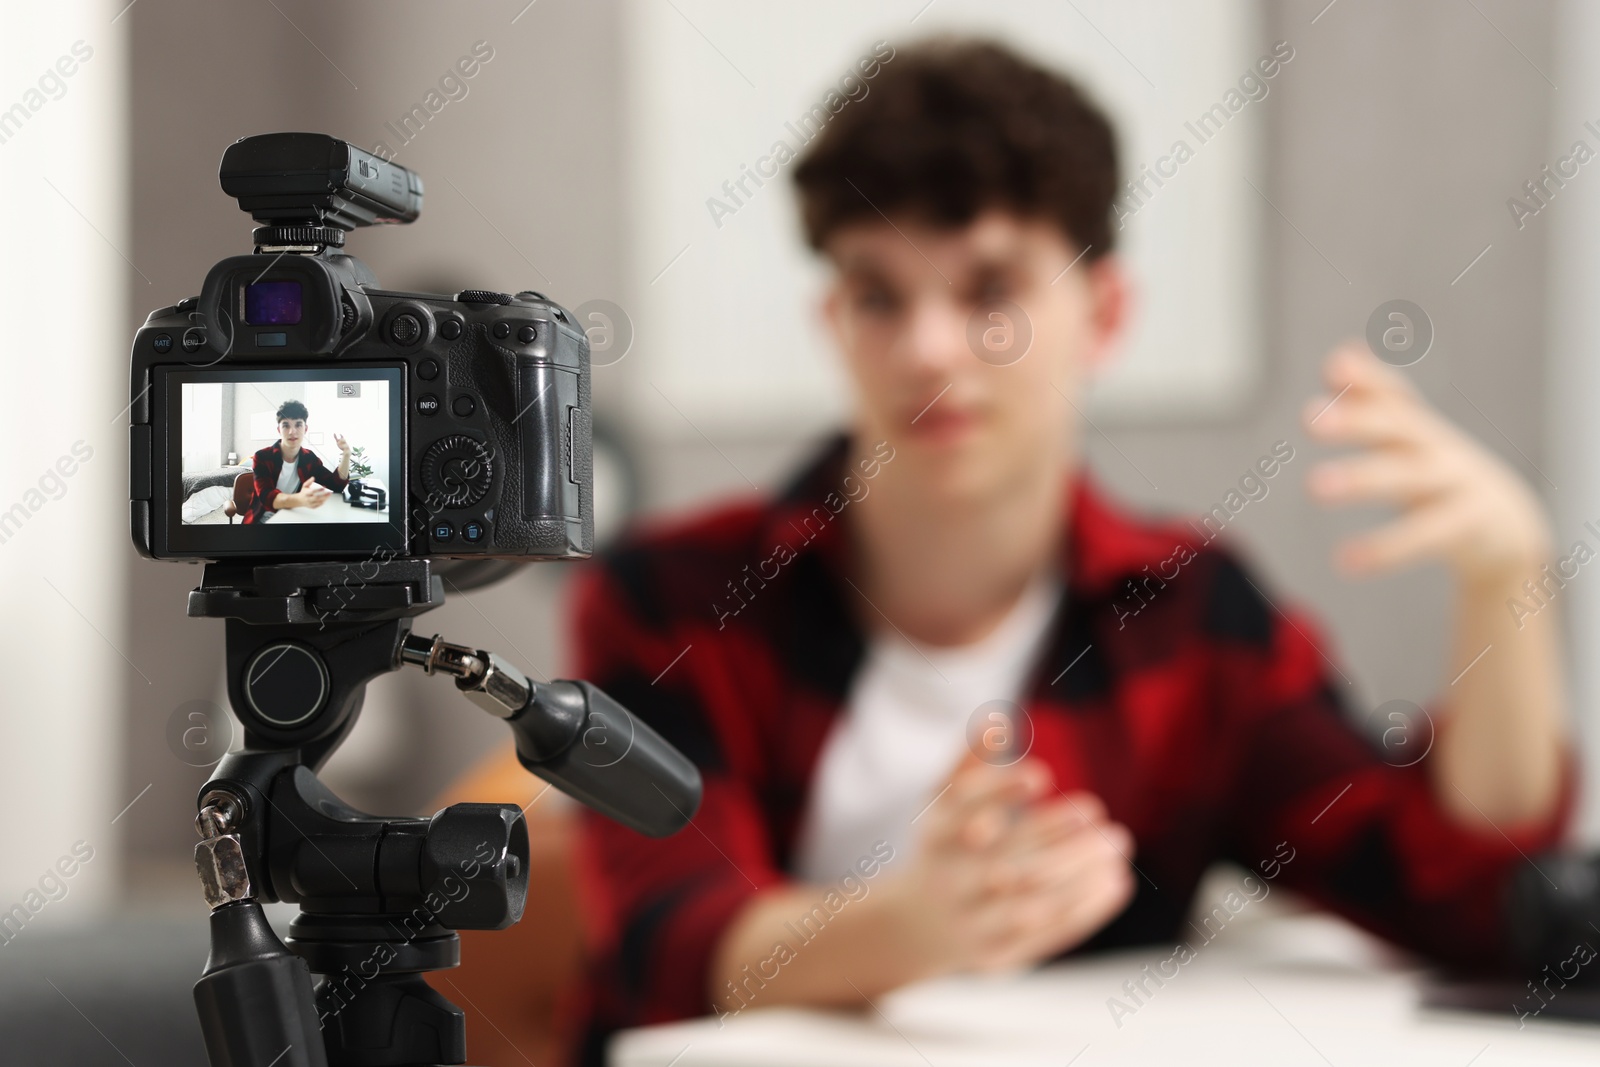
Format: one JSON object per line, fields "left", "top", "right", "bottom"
{"left": 475, "top": 38, "right": 1570, "bottom": 1060}
{"left": 243, "top": 398, "right": 350, "bottom": 522}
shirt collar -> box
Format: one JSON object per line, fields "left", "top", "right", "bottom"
{"left": 759, "top": 430, "right": 1190, "bottom": 604}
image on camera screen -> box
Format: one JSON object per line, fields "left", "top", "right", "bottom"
{"left": 178, "top": 376, "right": 393, "bottom": 527}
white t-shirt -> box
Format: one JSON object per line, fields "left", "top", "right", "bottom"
{"left": 276, "top": 454, "right": 302, "bottom": 497}
{"left": 790, "top": 568, "right": 1065, "bottom": 883}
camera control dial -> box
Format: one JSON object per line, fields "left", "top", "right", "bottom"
{"left": 421, "top": 435, "right": 493, "bottom": 509}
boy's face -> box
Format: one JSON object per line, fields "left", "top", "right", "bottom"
{"left": 822, "top": 210, "right": 1126, "bottom": 502}
{"left": 278, "top": 417, "right": 306, "bottom": 449}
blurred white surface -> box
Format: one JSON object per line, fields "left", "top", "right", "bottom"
{"left": 612, "top": 911, "right": 1600, "bottom": 1067}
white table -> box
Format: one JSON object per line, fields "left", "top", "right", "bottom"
{"left": 268, "top": 496, "right": 390, "bottom": 523}
{"left": 611, "top": 911, "right": 1600, "bottom": 1067}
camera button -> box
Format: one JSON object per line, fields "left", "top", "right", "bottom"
{"left": 438, "top": 318, "right": 463, "bottom": 341}
{"left": 517, "top": 324, "right": 536, "bottom": 344}
{"left": 462, "top": 520, "right": 485, "bottom": 543}
{"left": 458, "top": 289, "right": 512, "bottom": 305}
{"left": 152, "top": 332, "right": 174, "bottom": 353}
{"left": 181, "top": 328, "right": 207, "bottom": 353}
{"left": 432, "top": 520, "right": 455, "bottom": 543}
{"left": 417, "top": 394, "right": 441, "bottom": 417}
{"left": 451, "top": 394, "right": 476, "bottom": 418}
{"left": 417, "top": 358, "right": 440, "bottom": 381}
{"left": 492, "top": 321, "right": 511, "bottom": 340}
{"left": 391, "top": 313, "right": 423, "bottom": 345}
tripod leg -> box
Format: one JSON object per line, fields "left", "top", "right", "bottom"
{"left": 316, "top": 972, "right": 466, "bottom": 1066}
{"left": 195, "top": 901, "right": 329, "bottom": 1067}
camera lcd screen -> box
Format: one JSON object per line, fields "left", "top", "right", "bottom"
{"left": 244, "top": 280, "right": 303, "bottom": 325}
{"left": 160, "top": 365, "right": 407, "bottom": 557}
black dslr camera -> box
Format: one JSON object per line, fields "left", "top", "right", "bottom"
{"left": 129, "top": 131, "right": 590, "bottom": 563}
{"left": 128, "top": 136, "right": 700, "bottom": 1067}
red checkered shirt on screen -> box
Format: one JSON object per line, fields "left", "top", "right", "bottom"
{"left": 241, "top": 442, "right": 349, "bottom": 523}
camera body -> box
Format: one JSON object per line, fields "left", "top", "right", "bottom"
{"left": 129, "top": 132, "right": 592, "bottom": 563}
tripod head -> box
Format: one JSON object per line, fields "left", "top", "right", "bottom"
{"left": 187, "top": 559, "right": 701, "bottom": 1067}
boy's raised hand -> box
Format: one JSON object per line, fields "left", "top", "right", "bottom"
{"left": 1302, "top": 343, "right": 1552, "bottom": 584}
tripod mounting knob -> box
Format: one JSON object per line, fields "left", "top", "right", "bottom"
{"left": 418, "top": 803, "right": 529, "bottom": 930}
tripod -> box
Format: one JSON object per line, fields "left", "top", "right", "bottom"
{"left": 186, "top": 558, "right": 701, "bottom": 1067}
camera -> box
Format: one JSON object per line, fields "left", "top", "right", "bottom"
{"left": 124, "top": 134, "right": 701, "bottom": 1067}
{"left": 129, "top": 132, "right": 592, "bottom": 562}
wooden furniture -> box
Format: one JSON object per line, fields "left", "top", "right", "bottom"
{"left": 223, "top": 470, "right": 253, "bottom": 522}
{"left": 427, "top": 747, "right": 588, "bottom": 1067}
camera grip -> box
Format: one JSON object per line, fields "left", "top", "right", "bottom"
{"left": 509, "top": 680, "right": 703, "bottom": 838}
{"left": 516, "top": 357, "right": 563, "bottom": 521}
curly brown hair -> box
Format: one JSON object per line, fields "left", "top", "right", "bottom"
{"left": 792, "top": 37, "right": 1119, "bottom": 260}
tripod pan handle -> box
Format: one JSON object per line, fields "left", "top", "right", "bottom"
{"left": 194, "top": 901, "right": 329, "bottom": 1067}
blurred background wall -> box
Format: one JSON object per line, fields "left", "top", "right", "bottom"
{"left": 0, "top": 0, "right": 128, "bottom": 924}
{"left": 0, "top": 0, "right": 1587, "bottom": 926}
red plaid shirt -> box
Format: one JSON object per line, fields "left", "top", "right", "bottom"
{"left": 241, "top": 442, "right": 349, "bottom": 523}
{"left": 567, "top": 432, "right": 1574, "bottom": 1058}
